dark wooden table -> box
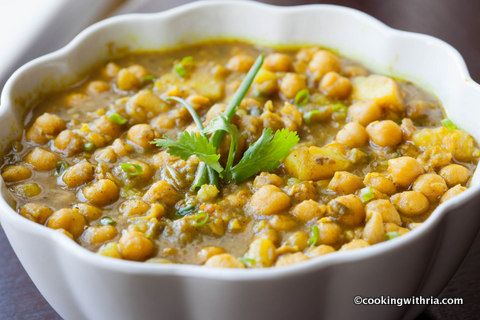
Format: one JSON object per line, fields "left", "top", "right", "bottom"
{"left": 1, "top": 0, "right": 480, "bottom": 319}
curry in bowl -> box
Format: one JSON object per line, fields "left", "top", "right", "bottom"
{"left": 2, "top": 41, "right": 478, "bottom": 268}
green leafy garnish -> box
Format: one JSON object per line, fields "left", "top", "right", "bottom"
{"left": 174, "top": 56, "right": 194, "bottom": 78}
{"left": 84, "top": 142, "right": 95, "bottom": 152}
{"left": 120, "top": 163, "right": 144, "bottom": 177}
{"left": 100, "top": 216, "right": 116, "bottom": 226}
{"left": 308, "top": 224, "right": 319, "bottom": 246}
{"left": 176, "top": 204, "right": 196, "bottom": 217}
{"left": 239, "top": 257, "right": 256, "bottom": 267}
{"left": 441, "top": 118, "right": 458, "bottom": 130}
{"left": 141, "top": 75, "right": 156, "bottom": 83}
{"left": 294, "top": 89, "right": 309, "bottom": 106}
{"left": 55, "top": 161, "right": 69, "bottom": 176}
{"left": 385, "top": 231, "right": 400, "bottom": 240}
{"left": 108, "top": 112, "right": 128, "bottom": 125}
{"left": 192, "top": 211, "right": 209, "bottom": 227}
{"left": 228, "top": 128, "right": 299, "bottom": 183}
{"left": 152, "top": 132, "right": 223, "bottom": 173}
{"left": 359, "top": 186, "right": 375, "bottom": 203}
{"left": 203, "top": 115, "right": 239, "bottom": 172}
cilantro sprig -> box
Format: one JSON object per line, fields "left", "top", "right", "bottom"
{"left": 152, "top": 54, "right": 299, "bottom": 191}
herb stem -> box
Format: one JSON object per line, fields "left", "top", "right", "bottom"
{"left": 166, "top": 96, "right": 205, "bottom": 134}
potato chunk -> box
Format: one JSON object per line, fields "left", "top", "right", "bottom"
{"left": 247, "top": 185, "right": 291, "bottom": 215}
{"left": 285, "top": 146, "right": 350, "bottom": 180}
{"left": 351, "top": 75, "right": 404, "bottom": 112}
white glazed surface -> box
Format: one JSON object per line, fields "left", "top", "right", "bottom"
{"left": 1, "top": 1, "right": 480, "bottom": 320}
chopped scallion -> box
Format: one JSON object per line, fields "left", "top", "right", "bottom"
{"left": 108, "top": 112, "right": 128, "bottom": 125}
{"left": 84, "top": 142, "right": 95, "bottom": 152}
{"left": 177, "top": 204, "right": 196, "bottom": 216}
{"left": 441, "top": 118, "right": 458, "bottom": 130}
{"left": 385, "top": 231, "right": 400, "bottom": 240}
{"left": 294, "top": 89, "right": 309, "bottom": 106}
{"left": 141, "top": 75, "right": 156, "bottom": 83}
{"left": 120, "top": 163, "right": 144, "bottom": 177}
{"left": 239, "top": 257, "right": 256, "bottom": 267}
{"left": 308, "top": 224, "right": 319, "bottom": 246}
{"left": 100, "top": 216, "right": 116, "bottom": 226}
{"left": 192, "top": 211, "right": 209, "bottom": 227}
{"left": 174, "top": 56, "right": 194, "bottom": 78}
{"left": 55, "top": 160, "right": 69, "bottom": 176}
{"left": 303, "top": 110, "right": 322, "bottom": 125}
{"left": 359, "top": 186, "right": 375, "bottom": 203}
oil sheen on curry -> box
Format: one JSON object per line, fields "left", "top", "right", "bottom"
{"left": 2, "top": 41, "right": 478, "bottom": 268}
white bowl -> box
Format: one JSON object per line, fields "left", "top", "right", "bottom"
{"left": 1, "top": 1, "right": 480, "bottom": 320}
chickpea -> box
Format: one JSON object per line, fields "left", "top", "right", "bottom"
{"left": 112, "top": 138, "right": 133, "bottom": 156}
{"left": 439, "top": 164, "right": 471, "bottom": 187}
{"left": 336, "top": 122, "right": 368, "bottom": 148}
{"left": 317, "top": 217, "right": 342, "bottom": 245}
{"left": 247, "top": 185, "right": 291, "bottom": 215}
{"left": 98, "top": 242, "right": 122, "bottom": 259}
{"left": 119, "top": 199, "right": 150, "bottom": 217}
{"left": 284, "top": 231, "right": 309, "bottom": 251}
{"left": 205, "top": 253, "right": 245, "bottom": 268}
{"left": 119, "top": 231, "right": 155, "bottom": 261}
{"left": 226, "top": 54, "right": 254, "bottom": 72}
{"left": 365, "top": 199, "right": 401, "bottom": 225}
{"left": 2, "top": 164, "right": 32, "bottom": 182}
{"left": 319, "top": 71, "right": 352, "bottom": 99}
{"left": 264, "top": 53, "right": 293, "bottom": 72}
{"left": 440, "top": 184, "right": 467, "bottom": 203}
{"left": 275, "top": 252, "right": 309, "bottom": 267}
{"left": 47, "top": 208, "right": 86, "bottom": 238}
{"left": 127, "top": 124, "right": 157, "bottom": 149}
{"left": 82, "top": 225, "right": 118, "bottom": 245}
{"left": 279, "top": 73, "right": 307, "bottom": 99}
{"left": 388, "top": 156, "right": 424, "bottom": 188}
{"left": 82, "top": 179, "right": 119, "bottom": 207}
{"left": 187, "top": 94, "right": 211, "bottom": 111}
{"left": 412, "top": 173, "right": 448, "bottom": 203}
{"left": 73, "top": 203, "right": 102, "bottom": 222}
{"left": 306, "top": 244, "right": 335, "bottom": 258}
{"left": 102, "top": 62, "right": 120, "bottom": 78}
{"left": 245, "top": 238, "right": 277, "bottom": 267}
{"left": 62, "top": 161, "right": 95, "bottom": 188}
{"left": 328, "top": 171, "right": 364, "bottom": 195}
{"left": 366, "top": 120, "right": 403, "bottom": 147}
{"left": 269, "top": 215, "right": 297, "bottom": 231}
{"left": 291, "top": 200, "right": 325, "bottom": 222}
{"left": 347, "top": 101, "right": 383, "bottom": 126}
{"left": 391, "top": 191, "right": 429, "bottom": 216}
{"left": 26, "top": 113, "right": 66, "bottom": 144}
{"left": 328, "top": 194, "right": 365, "bottom": 226}
{"left": 307, "top": 50, "right": 340, "bottom": 81}
{"left": 340, "top": 239, "right": 370, "bottom": 251}
{"left": 197, "top": 246, "right": 226, "bottom": 264}
{"left": 86, "top": 80, "right": 110, "bottom": 95}
{"left": 253, "top": 172, "right": 284, "bottom": 188}
{"left": 117, "top": 68, "right": 140, "bottom": 91}
{"left": 19, "top": 203, "right": 53, "bottom": 224}
{"left": 92, "top": 115, "right": 121, "bottom": 138}
{"left": 143, "top": 180, "right": 179, "bottom": 206}
{"left": 286, "top": 181, "right": 317, "bottom": 202}
{"left": 54, "top": 130, "right": 84, "bottom": 155}
{"left": 362, "top": 211, "right": 385, "bottom": 244}
{"left": 342, "top": 65, "right": 369, "bottom": 77}
{"left": 363, "top": 172, "right": 396, "bottom": 195}
{"left": 24, "top": 147, "right": 58, "bottom": 171}
{"left": 94, "top": 147, "right": 117, "bottom": 163}
{"left": 120, "top": 160, "right": 154, "bottom": 185}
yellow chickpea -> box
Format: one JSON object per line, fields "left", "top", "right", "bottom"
{"left": 120, "top": 160, "right": 154, "bottom": 185}
{"left": 264, "top": 53, "right": 293, "bottom": 72}
{"left": 247, "top": 185, "right": 291, "bottom": 215}
{"left": 62, "top": 161, "right": 95, "bottom": 188}
{"left": 291, "top": 200, "right": 325, "bottom": 222}
{"left": 73, "top": 203, "right": 102, "bottom": 222}
{"left": 328, "top": 171, "right": 364, "bottom": 195}
{"left": 94, "top": 147, "right": 117, "bottom": 163}
{"left": 111, "top": 138, "right": 133, "bottom": 156}
{"left": 2, "top": 164, "right": 32, "bottom": 182}
{"left": 317, "top": 217, "right": 342, "bottom": 245}
{"left": 362, "top": 211, "right": 385, "bottom": 244}
{"left": 440, "top": 184, "right": 467, "bottom": 203}
{"left": 187, "top": 94, "right": 211, "bottom": 111}
{"left": 363, "top": 172, "right": 396, "bottom": 196}
{"left": 98, "top": 242, "right": 122, "bottom": 259}
{"left": 19, "top": 203, "right": 53, "bottom": 224}
{"left": 127, "top": 124, "right": 157, "bottom": 149}
{"left": 24, "top": 147, "right": 58, "bottom": 171}
{"left": 245, "top": 238, "right": 277, "bottom": 267}
{"left": 279, "top": 73, "right": 307, "bottom": 99}
{"left": 286, "top": 181, "right": 317, "bottom": 202}
{"left": 366, "top": 120, "right": 403, "bottom": 147}
{"left": 253, "top": 172, "right": 284, "bottom": 188}
{"left": 83, "top": 225, "right": 118, "bottom": 245}
{"left": 306, "top": 244, "right": 336, "bottom": 257}
{"left": 284, "top": 231, "right": 309, "bottom": 251}
{"left": 26, "top": 113, "right": 66, "bottom": 144}
{"left": 226, "top": 54, "right": 254, "bottom": 72}
{"left": 275, "top": 252, "right": 309, "bottom": 267}
{"left": 54, "top": 130, "right": 85, "bottom": 155}
{"left": 307, "top": 50, "right": 340, "bottom": 81}
{"left": 143, "top": 180, "right": 179, "bottom": 206}
{"left": 119, "top": 199, "right": 150, "bottom": 217}
{"left": 319, "top": 71, "right": 352, "bottom": 99}
{"left": 197, "top": 246, "right": 226, "bottom": 264}
{"left": 86, "top": 80, "right": 110, "bottom": 95}
{"left": 92, "top": 115, "right": 122, "bottom": 138}
{"left": 205, "top": 253, "right": 245, "bottom": 268}
{"left": 412, "top": 173, "right": 448, "bottom": 203}
{"left": 119, "top": 231, "right": 155, "bottom": 261}
{"left": 365, "top": 199, "right": 401, "bottom": 225}
{"left": 102, "top": 62, "right": 120, "bottom": 78}
{"left": 327, "top": 194, "right": 365, "bottom": 226}
{"left": 117, "top": 68, "right": 140, "bottom": 91}
{"left": 82, "top": 179, "right": 119, "bottom": 207}
{"left": 439, "top": 164, "right": 471, "bottom": 187}
{"left": 47, "top": 208, "right": 86, "bottom": 238}
{"left": 388, "top": 156, "right": 424, "bottom": 188}
{"left": 391, "top": 191, "right": 430, "bottom": 216}
{"left": 347, "top": 101, "right": 383, "bottom": 126}
{"left": 336, "top": 122, "right": 368, "bottom": 148}
{"left": 269, "top": 215, "right": 298, "bottom": 231}
{"left": 340, "top": 239, "right": 370, "bottom": 251}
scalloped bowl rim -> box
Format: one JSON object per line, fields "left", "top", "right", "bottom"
{"left": 0, "top": 0, "right": 479, "bottom": 280}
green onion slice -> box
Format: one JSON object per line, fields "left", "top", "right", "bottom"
{"left": 174, "top": 56, "right": 194, "bottom": 78}
{"left": 385, "top": 231, "right": 400, "bottom": 240}
{"left": 359, "top": 186, "right": 375, "bottom": 203}
{"left": 192, "top": 211, "right": 209, "bottom": 227}
{"left": 332, "top": 103, "right": 348, "bottom": 113}
{"left": 55, "top": 160, "right": 69, "bottom": 176}
{"left": 303, "top": 110, "right": 322, "bottom": 125}
{"left": 177, "top": 204, "right": 196, "bottom": 216}
{"left": 308, "top": 224, "right": 319, "bottom": 246}
{"left": 100, "top": 216, "right": 116, "bottom": 226}
{"left": 120, "top": 163, "right": 144, "bottom": 177}
{"left": 294, "top": 89, "right": 310, "bottom": 106}
{"left": 141, "top": 75, "right": 156, "bottom": 83}
{"left": 441, "top": 118, "right": 458, "bottom": 130}
{"left": 108, "top": 112, "right": 128, "bottom": 125}
{"left": 239, "top": 257, "right": 256, "bottom": 267}
{"left": 84, "top": 142, "right": 95, "bottom": 152}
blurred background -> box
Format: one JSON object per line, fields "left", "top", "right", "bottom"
{"left": 1, "top": 1, "right": 479, "bottom": 319}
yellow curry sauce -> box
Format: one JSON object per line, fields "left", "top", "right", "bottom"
{"left": 2, "top": 41, "right": 478, "bottom": 268}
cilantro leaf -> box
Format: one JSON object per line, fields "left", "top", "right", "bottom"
{"left": 228, "top": 128, "right": 299, "bottom": 183}
{"left": 204, "top": 115, "right": 239, "bottom": 172}
{"left": 152, "top": 131, "right": 223, "bottom": 173}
